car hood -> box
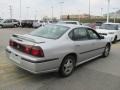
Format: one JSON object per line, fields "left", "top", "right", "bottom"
{"left": 96, "top": 29, "right": 116, "bottom": 34}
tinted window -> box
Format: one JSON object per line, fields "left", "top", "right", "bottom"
{"left": 4, "top": 20, "right": 12, "bottom": 23}
{"left": 40, "top": 21, "right": 43, "bottom": 23}
{"left": 30, "top": 25, "right": 69, "bottom": 39}
{"left": 69, "top": 28, "right": 89, "bottom": 41}
{"left": 87, "top": 29, "right": 99, "bottom": 39}
{"left": 13, "top": 19, "right": 18, "bottom": 22}
{"left": 65, "top": 22, "right": 77, "bottom": 25}
{"left": 100, "top": 24, "right": 118, "bottom": 30}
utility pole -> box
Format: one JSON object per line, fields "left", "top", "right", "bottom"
{"left": 9, "top": 5, "right": 13, "bottom": 19}
{"left": 89, "top": 0, "right": 91, "bottom": 19}
{"left": 78, "top": 10, "right": 81, "bottom": 22}
{"left": 34, "top": 10, "right": 37, "bottom": 20}
{"left": 59, "top": 2, "right": 64, "bottom": 20}
{"left": 26, "top": 7, "right": 30, "bottom": 19}
{"left": 19, "top": 0, "right": 22, "bottom": 26}
{"left": 51, "top": 6, "right": 54, "bottom": 20}
{"left": 113, "top": 8, "right": 118, "bottom": 23}
{"left": 107, "top": 0, "right": 110, "bottom": 23}
{"left": 101, "top": 8, "right": 103, "bottom": 16}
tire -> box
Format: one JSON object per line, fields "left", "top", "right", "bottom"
{"left": 113, "top": 36, "right": 117, "bottom": 43}
{"left": 59, "top": 55, "right": 76, "bottom": 77}
{"left": 14, "top": 24, "right": 18, "bottom": 28}
{"left": 102, "top": 44, "right": 111, "bottom": 57}
{"left": 0, "top": 25, "right": 3, "bottom": 28}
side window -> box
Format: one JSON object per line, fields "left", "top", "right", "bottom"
{"left": 4, "top": 20, "right": 12, "bottom": 23}
{"left": 69, "top": 28, "right": 89, "bottom": 41}
{"left": 4, "top": 20, "right": 8, "bottom": 23}
{"left": 119, "top": 25, "right": 120, "bottom": 30}
{"left": 87, "top": 28, "right": 99, "bottom": 39}
{"left": 13, "top": 19, "right": 18, "bottom": 22}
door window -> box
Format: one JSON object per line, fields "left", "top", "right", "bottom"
{"left": 69, "top": 28, "right": 89, "bottom": 41}
{"left": 87, "top": 28, "right": 99, "bottom": 39}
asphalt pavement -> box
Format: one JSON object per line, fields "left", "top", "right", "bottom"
{"left": 0, "top": 28, "right": 120, "bottom": 90}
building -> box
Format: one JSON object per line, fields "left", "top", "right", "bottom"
{"left": 61, "top": 14, "right": 102, "bottom": 20}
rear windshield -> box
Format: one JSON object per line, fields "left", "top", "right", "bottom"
{"left": 65, "top": 22, "right": 77, "bottom": 25}
{"left": 100, "top": 24, "right": 118, "bottom": 30}
{"left": 30, "top": 25, "right": 69, "bottom": 39}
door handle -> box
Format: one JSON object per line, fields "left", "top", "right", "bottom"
{"left": 75, "top": 45, "right": 81, "bottom": 47}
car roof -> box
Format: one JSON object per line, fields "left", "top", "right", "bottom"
{"left": 55, "top": 23, "right": 89, "bottom": 29}
{"left": 60, "top": 20, "right": 79, "bottom": 23}
{"left": 104, "top": 23, "right": 120, "bottom": 25}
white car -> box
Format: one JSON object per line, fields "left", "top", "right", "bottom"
{"left": 6, "top": 24, "right": 111, "bottom": 77}
{"left": 96, "top": 23, "right": 120, "bottom": 43}
{"left": 58, "top": 21, "right": 81, "bottom": 25}
{"left": 0, "top": 19, "right": 20, "bottom": 28}
{"left": 32, "top": 20, "right": 46, "bottom": 28}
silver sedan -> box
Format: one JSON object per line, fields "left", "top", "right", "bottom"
{"left": 6, "top": 24, "right": 111, "bottom": 77}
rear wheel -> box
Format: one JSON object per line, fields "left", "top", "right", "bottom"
{"left": 102, "top": 44, "right": 110, "bottom": 57}
{"left": 59, "top": 55, "right": 76, "bottom": 77}
{"left": 14, "top": 24, "right": 18, "bottom": 28}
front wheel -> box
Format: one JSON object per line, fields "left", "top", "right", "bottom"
{"left": 102, "top": 44, "right": 111, "bottom": 57}
{"left": 0, "top": 25, "right": 3, "bottom": 28}
{"left": 59, "top": 55, "right": 76, "bottom": 77}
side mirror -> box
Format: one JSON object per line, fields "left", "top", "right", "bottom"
{"left": 100, "top": 35, "right": 104, "bottom": 39}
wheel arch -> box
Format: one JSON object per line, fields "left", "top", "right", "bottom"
{"left": 62, "top": 53, "right": 78, "bottom": 65}
{"left": 106, "top": 42, "right": 111, "bottom": 47}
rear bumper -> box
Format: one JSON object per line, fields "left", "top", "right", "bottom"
{"left": 6, "top": 46, "right": 60, "bottom": 74}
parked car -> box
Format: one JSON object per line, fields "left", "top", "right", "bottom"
{"left": 0, "top": 19, "right": 20, "bottom": 28}
{"left": 21, "top": 20, "right": 35, "bottom": 28}
{"left": 95, "top": 21, "right": 104, "bottom": 29}
{"left": 6, "top": 24, "right": 111, "bottom": 77}
{"left": 32, "top": 20, "right": 46, "bottom": 28}
{"left": 58, "top": 21, "right": 81, "bottom": 25}
{"left": 83, "top": 23, "right": 96, "bottom": 29}
{"left": 96, "top": 23, "right": 120, "bottom": 43}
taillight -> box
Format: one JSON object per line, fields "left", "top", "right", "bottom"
{"left": 9, "top": 40, "right": 14, "bottom": 46}
{"left": 31, "top": 46, "right": 44, "bottom": 57}
{"left": 24, "top": 45, "right": 32, "bottom": 54}
{"left": 9, "top": 40, "right": 44, "bottom": 57}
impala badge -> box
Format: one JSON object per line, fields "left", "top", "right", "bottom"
{"left": 17, "top": 45, "right": 20, "bottom": 49}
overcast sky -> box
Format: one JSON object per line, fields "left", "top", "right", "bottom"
{"left": 0, "top": 0, "right": 120, "bottom": 20}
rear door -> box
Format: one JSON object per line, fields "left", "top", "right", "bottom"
{"left": 4, "top": 19, "right": 13, "bottom": 27}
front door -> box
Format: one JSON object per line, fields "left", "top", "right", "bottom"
{"left": 86, "top": 28, "right": 106, "bottom": 57}
{"left": 69, "top": 27, "right": 96, "bottom": 63}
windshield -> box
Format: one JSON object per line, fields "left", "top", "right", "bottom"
{"left": 30, "top": 25, "right": 70, "bottom": 39}
{"left": 100, "top": 24, "right": 118, "bottom": 30}
{"left": 0, "top": 19, "right": 3, "bottom": 22}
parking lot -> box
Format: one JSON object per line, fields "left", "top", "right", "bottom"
{"left": 0, "top": 28, "right": 120, "bottom": 90}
